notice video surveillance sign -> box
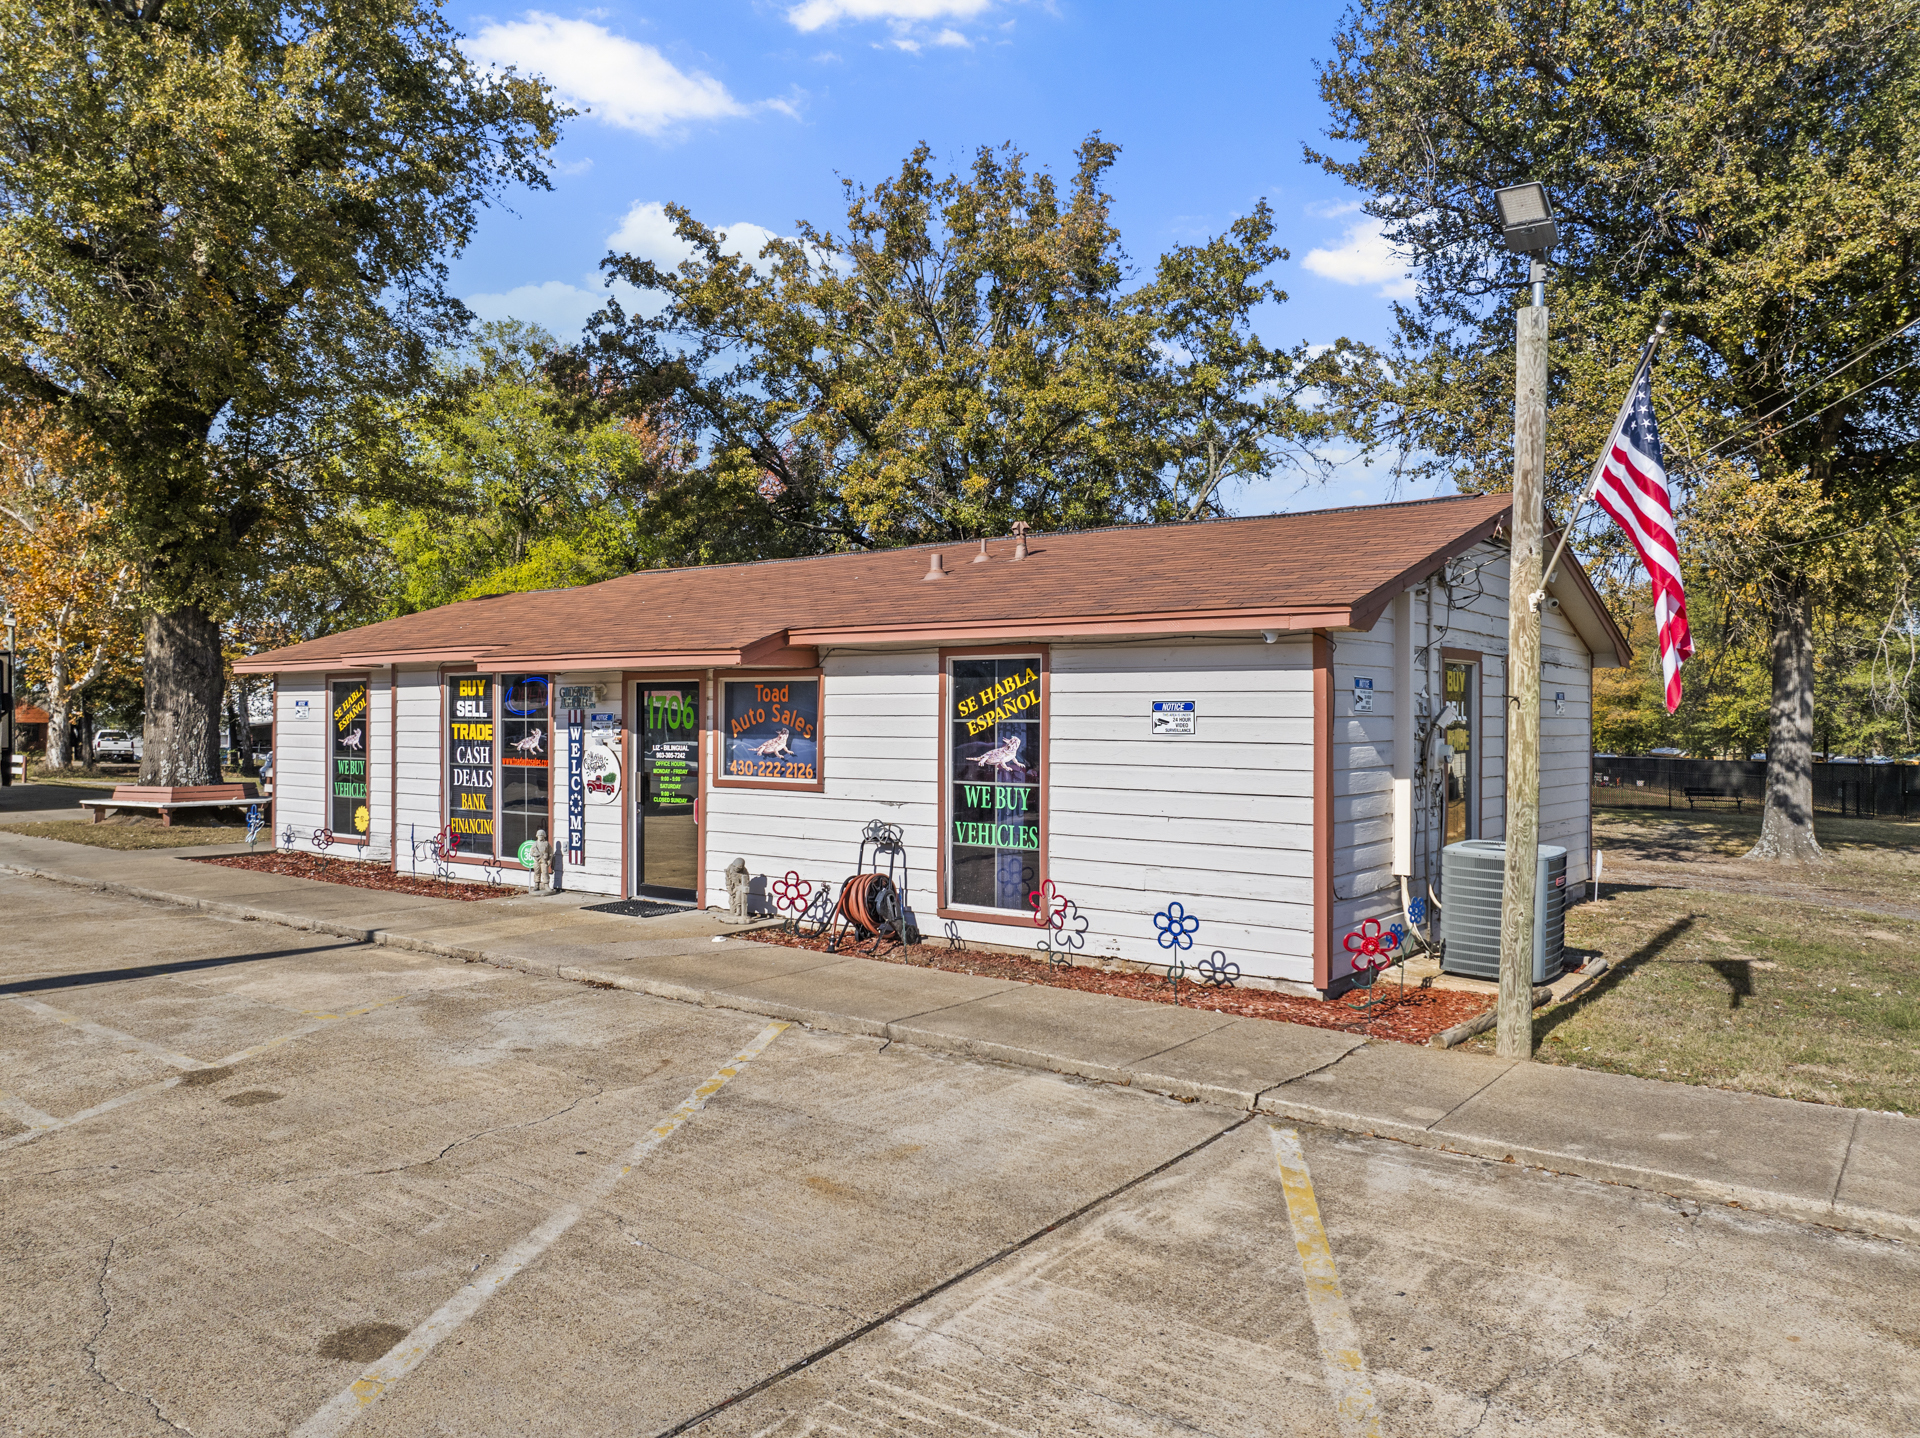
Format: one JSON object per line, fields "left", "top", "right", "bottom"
{"left": 1151, "top": 700, "right": 1196, "bottom": 735}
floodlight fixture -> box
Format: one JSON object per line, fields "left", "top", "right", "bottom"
{"left": 1493, "top": 182, "right": 1559, "bottom": 254}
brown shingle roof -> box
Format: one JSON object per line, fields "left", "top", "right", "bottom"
{"left": 237, "top": 492, "right": 1624, "bottom": 671}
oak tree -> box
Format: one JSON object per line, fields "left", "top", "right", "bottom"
{"left": 0, "top": 0, "right": 563, "bottom": 784}
{"left": 574, "top": 137, "right": 1353, "bottom": 551}
{"left": 0, "top": 406, "right": 138, "bottom": 768}
{"left": 1314, "top": 0, "right": 1920, "bottom": 859}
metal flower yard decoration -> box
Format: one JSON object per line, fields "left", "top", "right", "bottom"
{"left": 245, "top": 805, "right": 264, "bottom": 852}
{"left": 1197, "top": 951, "right": 1240, "bottom": 987}
{"left": 1034, "top": 897, "right": 1089, "bottom": 970}
{"left": 280, "top": 824, "right": 296, "bottom": 853}
{"left": 1343, "top": 917, "right": 1400, "bottom": 977}
{"left": 1027, "top": 880, "right": 1068, "bottom": 930}
{"left": 771, "top": 871, "right": 813, "bottom": 916}
{"left": 312, "top": 827, "right": 333, "bottom": 852}
{"left": 1153, "top": 901, "right": 1200, "bottom": 952}
{"left": 1407, "top": 896, "right": 1428, "bottom": 925}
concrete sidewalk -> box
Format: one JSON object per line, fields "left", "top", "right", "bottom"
{"left": 2, "top": 827, "right": 1913, "bottom": 1243}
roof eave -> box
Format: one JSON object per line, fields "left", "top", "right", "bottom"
{"left": 1347, "top": 504, "right": 1513, "bottom": 633}
{"left": 788, "top": 608, "right": 1354, "bottom": 646}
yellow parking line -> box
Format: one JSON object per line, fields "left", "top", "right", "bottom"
{"left": 1269, "top": 1125, "right": 1385, "bottom": 1438}
{"left": 3, "top": 993, "right": 207, "bottom": 1070}
{"left": 0, "top": 994, "right": 414, "bottom": 1154}
{"left": 294, "top": 1020, "right": 791, "bottom": 1438}
{"left": 0, "top": 1088, "right": 57, "bottom": 1132}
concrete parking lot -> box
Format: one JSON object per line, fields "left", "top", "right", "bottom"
{"left": 2, "top": 871, "right": 1915, "bottom": 1437}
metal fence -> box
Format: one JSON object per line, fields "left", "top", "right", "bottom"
{"left": 1591, "top": 756, "right": 1920, "bottom": 819}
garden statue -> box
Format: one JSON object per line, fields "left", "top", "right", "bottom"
{"left": 528, "top": 829, "right": 553, "bottom": 893}
{"left": 720, "top": 856, "right": 752, "bottom": 924}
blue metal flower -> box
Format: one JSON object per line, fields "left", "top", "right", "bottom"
{"left": 1407, "top": 896, "right": 1428, "bottom": 924}
{"left": 1153, "top": 901, "right": 1200, "bottom": 951}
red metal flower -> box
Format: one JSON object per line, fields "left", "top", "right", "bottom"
{"left": 1342, "top": 917, "right": 1400, "bottom": 975}
{"left": 771, "top": 871, "right": 813, "bottom": 914}
{"left": 1028, "top": 880, "right": 1068, "bottom": 929}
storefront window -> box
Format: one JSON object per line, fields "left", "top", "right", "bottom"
{"left": 948, "top": 656, "right": 1043, "bottom": 911}
{"left": 329, "top": 679, "right": 370, "bottom": 839}
{"left": 447, "top": 675, "right": 496, "bottom": 855}
{"left": 1444, "top": 661, "right": 1476, "bottom": 844}
{"left": 499, "top": 674, "right": 552, "bottom": 861}
{"left": 721, "top": 678, "right": 820, "bottom": 785}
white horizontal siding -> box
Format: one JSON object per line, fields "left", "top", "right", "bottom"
{"left": 1049, "top": 637, "right": 1316, "bottom": 985}
{"left": 705, "top": 650, "right": 942, "bottom": 930}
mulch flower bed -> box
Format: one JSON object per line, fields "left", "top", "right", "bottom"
{"left": 748, "top": 927, "right": 1488, "bottom": 1045}
{"left": 194, "top": 851, "right": 518, "bottom": 901}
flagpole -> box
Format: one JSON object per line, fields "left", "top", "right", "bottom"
{"left": 1529, "top": 312, "right": 1672, "bottom": 614}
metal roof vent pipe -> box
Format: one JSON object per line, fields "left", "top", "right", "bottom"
{"left": 1010, "top": 520, "right": 1030, "bottom": 560}
{"left": 972, "top": 539, "right": 991, "bottom": 563}
{"left": 924, "top": 551, "right": 947, "bottom": 580}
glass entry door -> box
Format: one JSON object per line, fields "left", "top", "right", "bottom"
{"left": 636, "top": 682, "right": 700, "bottom": 900}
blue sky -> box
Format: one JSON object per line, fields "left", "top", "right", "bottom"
{"left": 448, "top": 0, "right": 1435, "bottom": 515}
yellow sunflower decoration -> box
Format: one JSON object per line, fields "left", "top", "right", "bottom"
{"left": 354, "top": 804, "right": 370, "bottom": 834}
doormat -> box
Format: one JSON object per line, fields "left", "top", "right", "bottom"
{"left": 582, "top": 898, "right": 694, "bottom": 920}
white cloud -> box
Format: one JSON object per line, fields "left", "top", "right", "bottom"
{"left": 1302, "top": 217, "right": 1416, "bottom": 299}
{"left": 607, "top": 201, "right": 790, "bottom": 271}
{"left": 786, "top": 0, "right": 994, "bottom": 32}
{"left": 464, "top": 280, "right": 607, "bottom": 336}
{"left": 467, "top": 13, "right": 746, "bottom": 135}
{"left": 933, "top": 28, "right": 970, "bottom": 46}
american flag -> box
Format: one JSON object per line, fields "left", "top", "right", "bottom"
{"left": 1592, "top": 368, "right": 1693, "bottom": 711}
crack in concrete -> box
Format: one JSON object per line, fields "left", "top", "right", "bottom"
{"left": 648, "top": 1112, "right": 1255, "bottom": 1437}
{"left": 1451, "top": 1192, "right": 1706, "bottom": 1437}
{"left": 365, "top": 1082, "right": 607, "bottom": 1176}
{"left": 1830, "top": 1109, "right": 1864, "bottom": 1208}
{"left": 83, "top": 1236, "right": 191, "bottom": 1435}
{"left": 1249, "top": 1040, "right": 1370, "bottom": 1112}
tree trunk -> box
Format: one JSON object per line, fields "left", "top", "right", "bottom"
{"left": 45, "top": 704, "right": 72, "bottom": 771}
{"left": 140, "top": 606, "right": 224, "bottom": 787}
{"left": 42, "top": 651, "right": 72, "bottom": 772}
{"left": 1746, "top": 584, "right": 1823, "bottom": 862}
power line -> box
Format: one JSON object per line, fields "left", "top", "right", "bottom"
{"left": 1707, "top": 352, "right": 1920, "bottom": 463}
{"left": 1752, "top": 496, "right": 1920, "bottom": 552}
{"left": 1701, "top": 317, "right": 1920, "bottom": 458}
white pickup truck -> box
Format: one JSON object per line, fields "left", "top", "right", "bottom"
{"left": 93, "top": 730, "right": 142, "bottom": 762}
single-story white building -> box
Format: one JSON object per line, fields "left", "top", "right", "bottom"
{"left": 237, "top": 492, "right": 1626, "bottom": 996}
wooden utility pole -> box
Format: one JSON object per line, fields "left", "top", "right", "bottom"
{"left": 1497, "top": 264, "right": 1547, "bottom": 1059}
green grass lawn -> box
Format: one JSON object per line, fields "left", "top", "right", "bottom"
{"left": 2, "top": 819, "right": 254, "bottom": 850}
{"left": 1464, "top": 809, "right": 1920, "bottom": 1114}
